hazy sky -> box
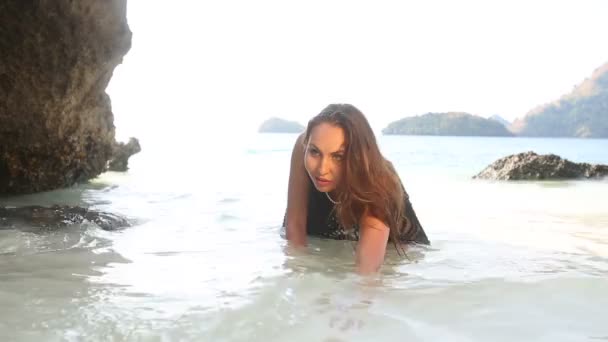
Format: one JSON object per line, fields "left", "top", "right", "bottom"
{"left": 108, "top": 0, "right": 608, "bottom": 142}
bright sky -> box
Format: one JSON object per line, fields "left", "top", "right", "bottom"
{"left": 107, "top": 0, "right": 608, "bottom": 143}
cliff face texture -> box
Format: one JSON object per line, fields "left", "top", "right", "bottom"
{"left": 0, "top": 0, "right": 131, "bottom": 194}
{"left": 510, "top": 62, "right": 608, "bottom": 138}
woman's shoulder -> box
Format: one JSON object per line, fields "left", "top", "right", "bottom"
{"left": 359, "top": 214, "right": 389, "bottom": 232}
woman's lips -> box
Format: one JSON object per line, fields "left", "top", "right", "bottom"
{"left": 315, "top": 177, "right": 332, "bottom": 186}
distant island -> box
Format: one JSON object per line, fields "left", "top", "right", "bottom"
{"left": 382, "top": 61, "right": 607, "bottom": 138}
{"left": 489, "top": 114, "right": 511, "bottom": 128}
{"left": 258, "top": 117, "right": 305, "bottom": 133}
{"left": 510, "top": 62, "right": 608, "bottom": 138}
{"left": 382, "top": 112, "right": 514, "bottom": 137}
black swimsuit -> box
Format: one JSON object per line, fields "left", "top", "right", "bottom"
{"left": 285, "top": 181, "right": 430, "bottom": 245}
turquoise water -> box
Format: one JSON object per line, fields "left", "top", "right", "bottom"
{"left": 1, "top": 135, "right": 607, "bottom": 341}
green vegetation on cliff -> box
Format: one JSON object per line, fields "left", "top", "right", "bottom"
{"left": 382, "top": 112, "right": 514, "bottom": 136}
{"left": 511, "top": 62, "right": 608, "bottom": 138}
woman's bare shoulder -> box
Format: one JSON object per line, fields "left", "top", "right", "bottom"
{"left": 359, "top": 214, "right": 388, "bottom": 232}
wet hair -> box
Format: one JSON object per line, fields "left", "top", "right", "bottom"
{"left": 304, "top": 104, "right": 419, "bottom": 250}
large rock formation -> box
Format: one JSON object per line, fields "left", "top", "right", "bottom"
{"left": 510, "top": 62, "right": 608, "bottom": 138}
{"left": 383, "top": 112, "right": 514, "bottom": 136}
{"left": 108, "top": 137, "right": 141, "bottom": 171}
{"left": 0, "top": 0, "right": 132, "bottom": 194}
{"left": 474, "top": 151, "right": 608, "bottom": 180}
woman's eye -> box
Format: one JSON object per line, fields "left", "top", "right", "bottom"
{"left": 333, "top": 154, "right": 344, "bottom": 161}
{"left": 309, "top": 149, "right": 320, "bottom": 156}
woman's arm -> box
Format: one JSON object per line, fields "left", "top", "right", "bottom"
{"left": 356, "top": 215, "right": 390, "bottom": 274}
{"left": 285, "top": 132, "right": 310, "bottom": 247}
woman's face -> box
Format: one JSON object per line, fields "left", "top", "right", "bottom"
{"left": 304, "top": 122, "right": 346, "bottom": 193}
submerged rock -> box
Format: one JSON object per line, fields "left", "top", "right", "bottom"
{"left": 108, "top": 138, "right": 141, "bottom": 171}
{"left": 0, "top": 0, "right": 132, "bottom": 194}
{"left": 0, "top": 206, "right": 130, "bottom": 231}
{"left": 474, "top": 151, "right": 608, "bottom": 180}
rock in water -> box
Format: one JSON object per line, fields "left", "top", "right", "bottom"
{"left": 108, "top": 137, "right": 141, "bottom": 171}
{"left": 0, "top": 205, "right": 131, "bottom": 231}
{"left": 474, "top": 151, "right": 608, "bottom": 180}
{"left": 0, "top": 0, "right": 132, "bottom": 194}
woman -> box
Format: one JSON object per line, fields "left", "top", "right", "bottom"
{"left": 284, "top": 104, "right": 430, "bottom": 274}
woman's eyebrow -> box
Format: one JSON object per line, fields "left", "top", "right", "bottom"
{"left": 309, "top": 143, "right": 345, "bottom": 154}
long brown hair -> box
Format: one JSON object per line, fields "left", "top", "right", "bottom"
{"left": 305, "top": 104, "right": 417, "bottom": 247}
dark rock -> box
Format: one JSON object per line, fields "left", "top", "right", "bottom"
{"left": 108, "top": 137, "right": 141, "bottom": 171}
{"left": 0, "top": 205, "right": 130, "bottom": 231}
{"left": 474, "top": 151, "right": 608, "bottom": 180}
{"left": 0, "top": 0, "right": 132, "bottom": 194}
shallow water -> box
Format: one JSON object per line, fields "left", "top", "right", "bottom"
{"left": 1, "top": 135, "right": 607, "bottom": 341}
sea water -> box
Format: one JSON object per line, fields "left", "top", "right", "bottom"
{"left": 1, "top": 134, "right": 607, "bottom": 341}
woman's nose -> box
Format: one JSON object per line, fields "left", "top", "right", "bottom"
{"left": 319, "top": 157, "right": 331, "bottom": 174}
